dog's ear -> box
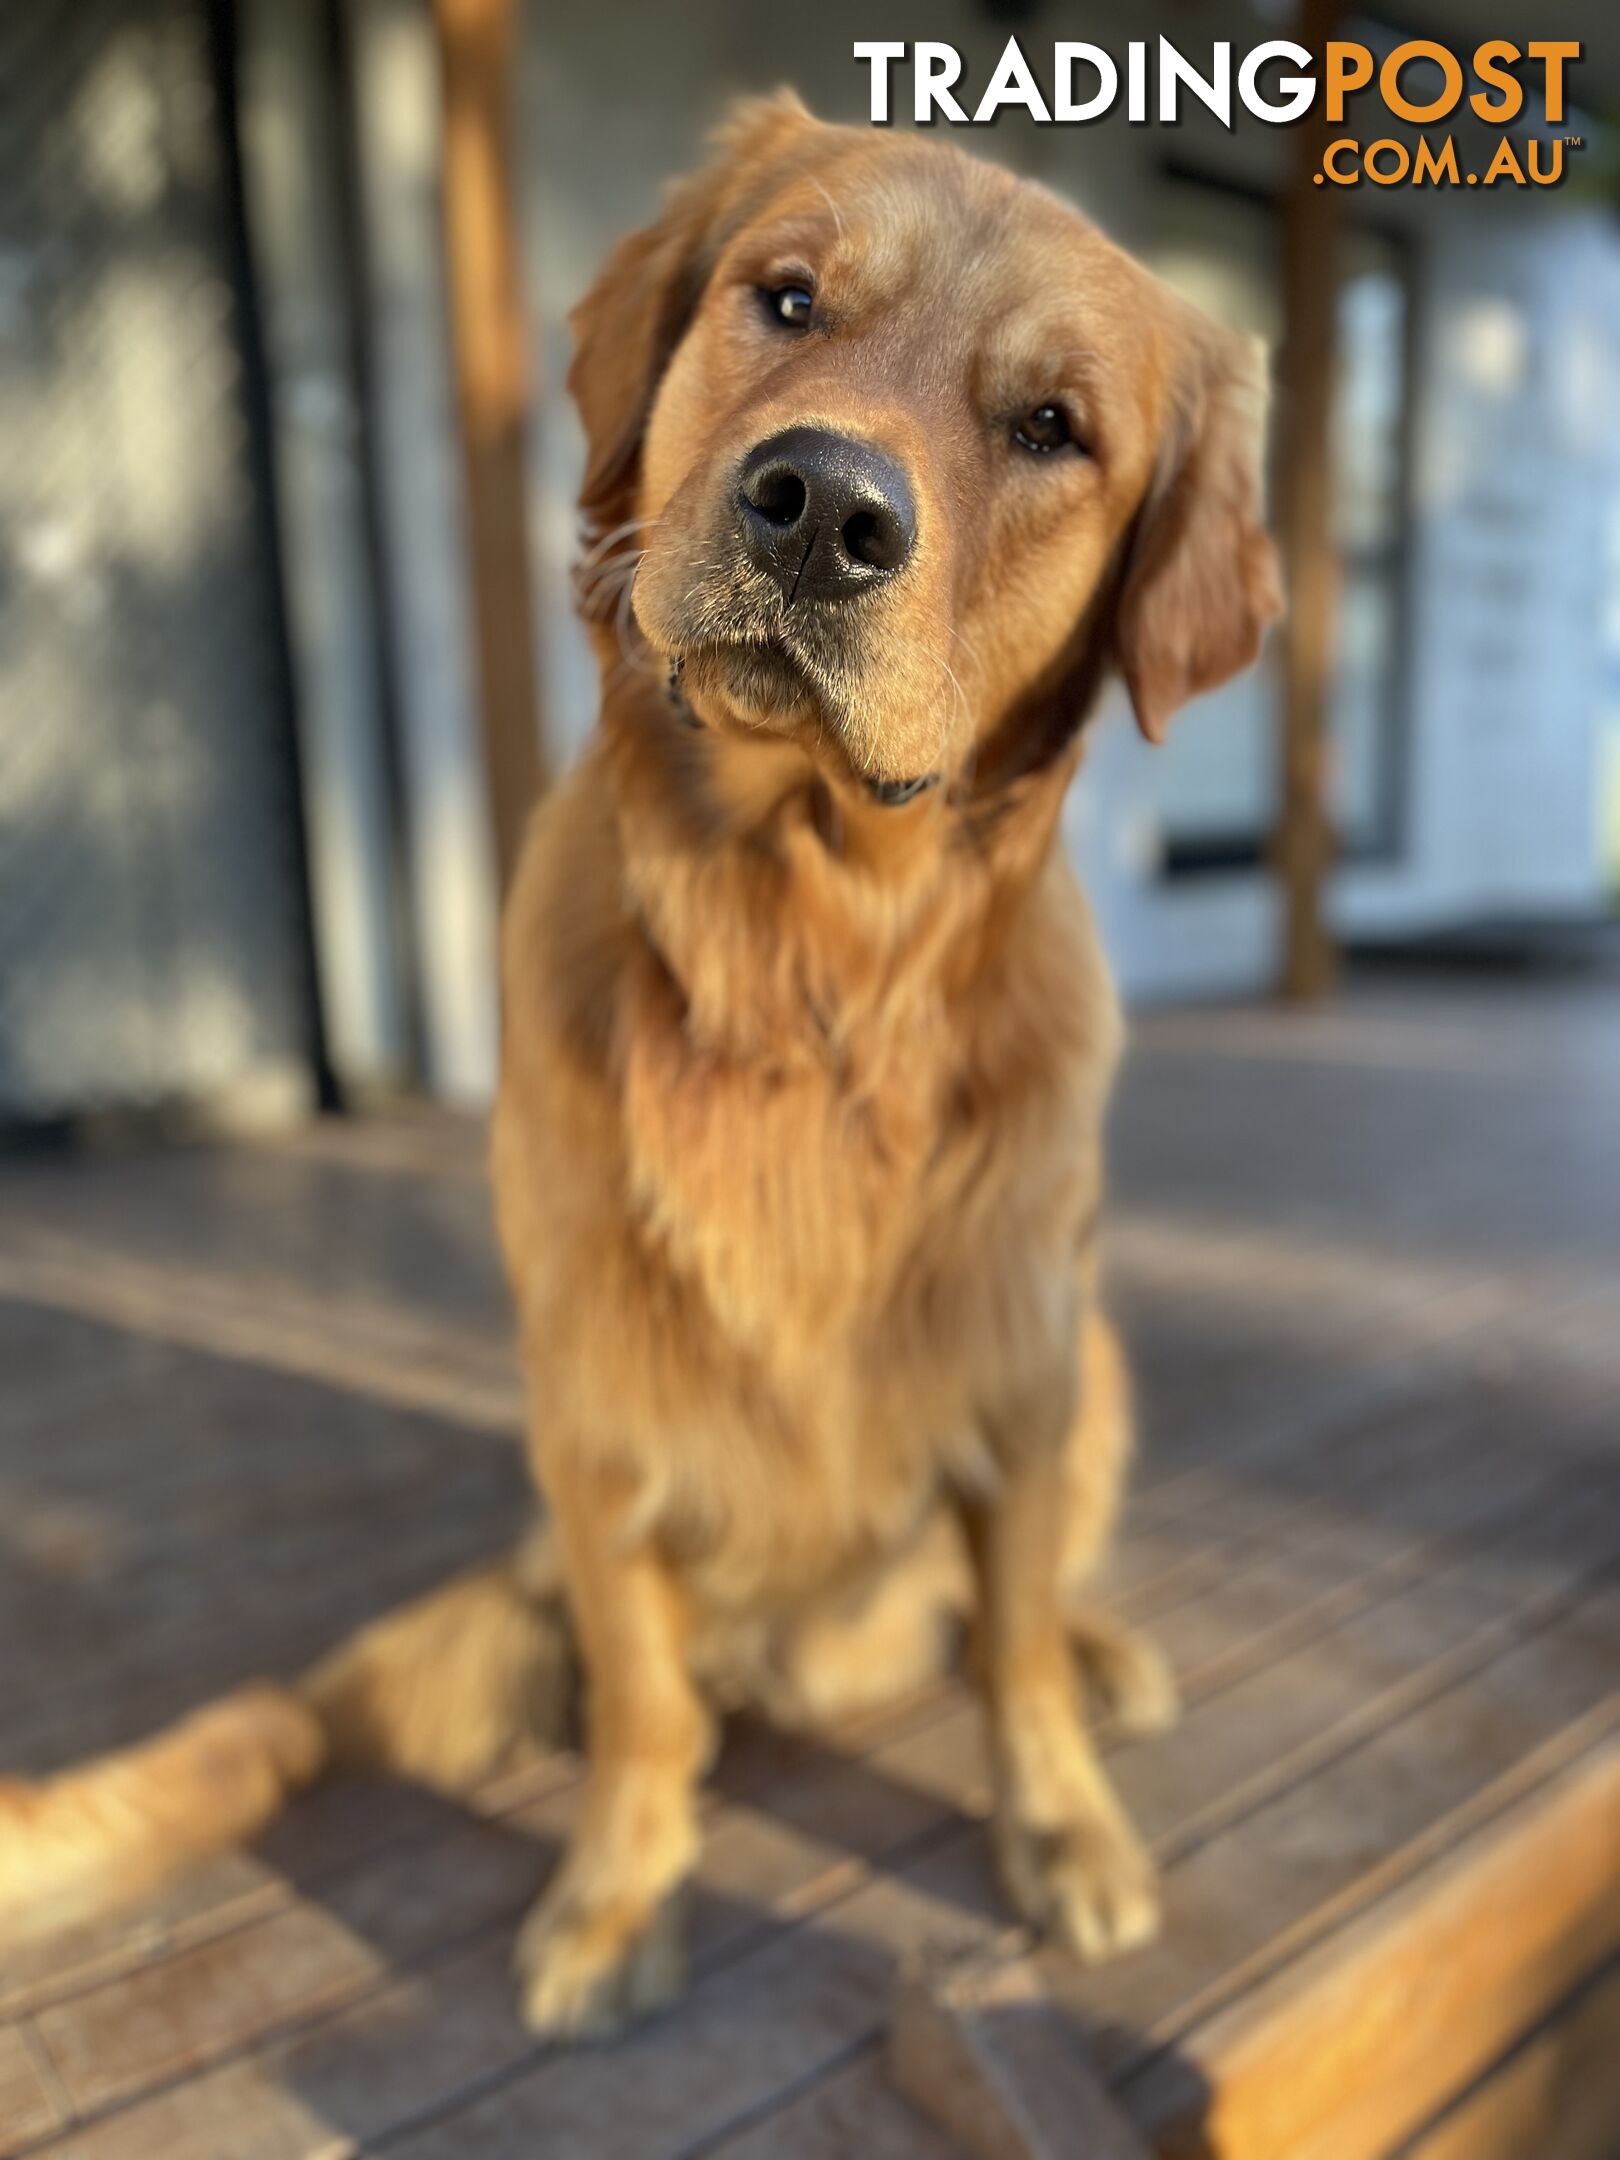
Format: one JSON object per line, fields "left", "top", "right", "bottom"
{"left": 568, "top": 93, "right": 816, "bottom": 560}
{"left": 1115, "top": 318, "right": 1284, "bottom": 744}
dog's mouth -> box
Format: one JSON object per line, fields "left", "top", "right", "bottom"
{"left": 658, "top": 621, "right": 826, "bottom": 731}
{"left": 666, "top": 643, "right": 941, "bottom": 807}
{"left": 634, "top": 557, "right": 949, "bottom": 798}
{"left": 636, "top": 555, "right": 857, "bottom": 713}
{"left": 716, "top": 635, "right": 817, "bottom": 717}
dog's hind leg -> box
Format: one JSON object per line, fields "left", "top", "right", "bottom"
{"left": 304, "top": 1525, "right": 575, "bottom": 1789}
{"left": 758, "top": 1513, "right": 968, "bottom": 1730}
{"left": 1056, "top": 1305, "right": 1180, "bottom": 1735}
{"left": 762, "top": 1307, "right": 1180, "bottom": 1742}
{"left": 1067, "top": 1601, "right": 1179, "bottom": 1735}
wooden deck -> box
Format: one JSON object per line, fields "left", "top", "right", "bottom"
{"left": 1, "top": 971, "right": 1617, "bottom": 2160}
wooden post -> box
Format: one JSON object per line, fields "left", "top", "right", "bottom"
{"left": 1274, "top": 0, "right": 1341, "bottom": 1001}
{"left": 433, "top": 0, "right": 545, "bottom": 897}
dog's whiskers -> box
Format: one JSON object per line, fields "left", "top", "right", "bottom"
{"left": 934, "top": 654, "right": 974, "bottom": 776}
{"left": 576, "top": 548, "right": 646, "bottom": 608}
{"left": 578, "top": 516, "right": 658, "bottom": 571}
{"left": 951, "top": 623, "right": 986, "bottom": 679}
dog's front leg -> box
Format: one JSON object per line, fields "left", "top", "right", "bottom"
{"left": 961, "top": 1373, "right": 1161, "bottom": 1963}
{"left": 514, "top": 1454, "right": 710, "bottom": 2037}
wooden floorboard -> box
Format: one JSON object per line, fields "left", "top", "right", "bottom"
{"left": 26, "top": 1454, "right": 1605, "bottom": 2160}
{"left": 1393, "top": 1953, "right": 1620, "bottom": 2160}
{"left": 2, "top": 975, "right": 1617, "bottom": 2158}
{"left": 1126, "top": 1739, "right": 1620, "bottom": 2160}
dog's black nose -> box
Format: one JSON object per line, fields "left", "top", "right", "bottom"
{"left": 738, "top": 427, "right": 916, "bottom": 601}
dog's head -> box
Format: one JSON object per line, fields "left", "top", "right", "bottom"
{"left": 572, "top": 96, "right": 1281, "bottom": 793}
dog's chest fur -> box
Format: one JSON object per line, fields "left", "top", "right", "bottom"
{"left": 497, "top": 743, "right": 1119, "bottom": 1606}
{"left": 618, "top": 770, "right": 1096, "bottom": 1331}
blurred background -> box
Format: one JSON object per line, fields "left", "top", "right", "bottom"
{"left": 2, "top": 0, "right": 1615, "bottom": 1132}
{"left": 4, "top": 11, "right": 1620, "bottom": 2156}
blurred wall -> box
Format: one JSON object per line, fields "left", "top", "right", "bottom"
{"left": 257, "top": 0, "right": 502, "bottom": 1105}
{"left": 0, "top": 0, "right": 325, "bottom": 1125}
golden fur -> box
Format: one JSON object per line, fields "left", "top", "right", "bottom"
{"left": 492, "top": 96, "right": 1277, "bottom": 2032}
{"left": 0, "top": 100, "right": 1278, "bottom": 2029}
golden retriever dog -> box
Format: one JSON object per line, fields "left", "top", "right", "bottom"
{"left": 0, "top": 96, "right": 1279, "bottom": 2037}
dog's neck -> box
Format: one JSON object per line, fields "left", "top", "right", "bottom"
{"left": 601, "top": 676, "right": 1075, "bottom": 1066}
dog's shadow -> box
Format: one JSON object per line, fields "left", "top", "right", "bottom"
{"left": 249, "top": 1704, "right": 1175, "bottom": 2156}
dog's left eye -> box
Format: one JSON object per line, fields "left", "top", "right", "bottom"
{"left": 763, "top": 283, "right": 815, "bottom": 330}
{"left": 1014, "top": 405, "right": 1076, "bottom": 455}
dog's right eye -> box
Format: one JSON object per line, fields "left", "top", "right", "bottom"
{"left": 1014, "top": 405, "right": 1077, "bottom": 455}
{"left": 762, "top": 283, "right": 815, "bottom": 331}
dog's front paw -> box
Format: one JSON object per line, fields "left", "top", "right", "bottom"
{"left": 513, "top": 1881, "right": 687, "bottom": 2039}
{"left": 995, "top": 1808, "right": 1161, "bottom": 1964}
